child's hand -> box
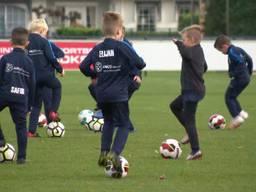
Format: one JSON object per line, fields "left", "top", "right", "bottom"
{"left": 59, "top": 70, "right": 65, "bottom": 77}
{"left": 133, "top": 75, "right": 142, "bottom": 84}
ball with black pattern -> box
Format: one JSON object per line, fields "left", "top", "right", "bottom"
{"left": 46, "top": 122, "right": 65, "bottom": 137}
{"left": 0, "top": 143, "right": 16, "bottom": 162}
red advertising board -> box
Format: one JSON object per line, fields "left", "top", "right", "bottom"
{"left": 0, "top": 40, "right": 97, "bottom": 70}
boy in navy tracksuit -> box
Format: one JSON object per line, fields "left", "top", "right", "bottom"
{"left": 88, "top": 28, "right": 142, "bottom": 111}
{"left": 170, "top": 25, "right": 207, "bottom": 160}
{"left": 80, "top": 12, "right": 146, "bottom": 177}
{"left": 27, "top": 18, "right": 64, "bottom": 137}
{"left": 88, "top": 29, "right": 142, "bottom": 131}
{"left": 0, "top": 27, "right": 35, "bottom": 164}
{"left": 214, "top": 35, "right": 253, "bottom": 129}
{"left": 29, "top": 41, "right": 64, "bottom": 131}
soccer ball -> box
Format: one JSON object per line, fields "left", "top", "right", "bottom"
{"left": 208, "top": 114, "right": 226, "bottom": 129}
{"left": 46, "top": 122, "right": 65, "bottom": 137}
{"left": 159, "top": 139, "right": 182, "bottom": 159}
{"left": 78, "top": 109, "right": 94, "bottom": 129}
{"left": 38, "top": 113, "right": 47, "bottom": 127}
{"left": 0, "top": 143, "right": 16, "bottom": 162}
{"left": 88, "top": 116, "right": 104, "bottom": 132}
{"left": 104, "top": 156, "right": 129, "bottom": 178}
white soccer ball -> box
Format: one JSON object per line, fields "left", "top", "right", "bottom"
{"left": 0, "top": 143, "right": 16, "bottom": 162}
{"left": 208, "top": 114, "right": 226, "bottom": 129}
{"left": 46, "top": 122, "right": 65, "bottom": 137}
{"left": 78, "top": 109, "right": 94, "bottom": 129}
{"left": 88, "top": 116, "right": 104, "bottom": 132}
{"left": 159, "top": 139, "right": 182, "bottom": 159}
{"left": 38, "top": 113, "right": 47, "bottom": 127}
{"left": 104, "top": 156, "right": 129, "bottom": 178}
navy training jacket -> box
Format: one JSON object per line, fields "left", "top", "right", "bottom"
{"left": 227, "top": 45, "right": 253, "bottom": 79}
{"left": 28, "top": 33, "right": 63, "bottom": 79}
{"left": 80, "top": 38, "right": 146, "bottom": 102}
{"left": 0, "top": 48, "right": 35, "bottom": 107}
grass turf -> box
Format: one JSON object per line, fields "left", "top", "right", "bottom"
{"left": 0, "top": 71, "right": 255, "bottom": 192}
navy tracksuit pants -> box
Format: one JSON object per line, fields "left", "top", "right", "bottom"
{"left": 100, "top": 101, "right": 131, "bottom": 155}
{"left": 29, "top": 87, "right": 52, "bottom": 133}
{"left": 89, "top": 79, "right": 140, "bottom": 132}
{"left": 225, "top": 78, "right": 250, "bottom": 117}
{"left": 0, "top": 100, "right": 27, "bottom": 160}
{"left": 29, "top": 75, "right": 61, "bottom": 133}
{"left": 170, "top": 95, "right": 200, "bottom": 153}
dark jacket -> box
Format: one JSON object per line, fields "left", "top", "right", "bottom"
{"left": 0, "top": 48, "right": 35, "bottom": 107}
{"left": 80, "top": 38, "right": 146, "bottom": 102}
{"left": 175, "top": 41, "right": 207, "bottom": 100}
{"left": 227, "top": 45, "right": 253, "bottom": 80}
{"left": 27, "top": 33, "right": 63, "bottom": 80}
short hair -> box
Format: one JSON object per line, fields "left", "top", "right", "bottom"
{"left": 29, "top": 18, "right": 48, "bottom": 32}
{"left": 180, "top": 24, "right": 203, "bottom": 44}
{"left": 102, "top": 11, "right": 123, "bottom": 36}
{"left": 214, "top": 35, "right": 231, "bottom": 49}
{"left": 11, "top": 27, "right": 29, "bottom": 46}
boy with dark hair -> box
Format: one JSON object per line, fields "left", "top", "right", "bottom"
{"left": 27, "top": 18, "right": 64, "bottom": 137}
{"left": 80, "top": 11, "right": 146, "bottom": 177}
{"left": 214, "top": 35, "right": 253, "bottom": 129}
{"left": 170, "top": 25, "right": 207, "bottom": 160}
{"left": 0, "top": 27, "right": 35, "bottom": 164}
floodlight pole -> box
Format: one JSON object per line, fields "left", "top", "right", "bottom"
{"left": 225, "top": 0, "right": 230, "bottom": 35}
{"left": 190, "top": 0, "right": 194, "bottom": 24}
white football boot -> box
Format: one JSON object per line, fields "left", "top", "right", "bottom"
{"left": 239, "top": 110, "right": 249, "bottom": 120}
{"left": 229, "top": 115, "right": 245, "bottom": 130}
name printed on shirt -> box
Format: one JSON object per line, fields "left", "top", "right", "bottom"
{"left": 11, "top": 86, "right": 25, "bottom": 95}
{"left": 99, "top": 49, "right": 114, "bottom": 58}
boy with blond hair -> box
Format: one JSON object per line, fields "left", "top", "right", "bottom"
{"left": 80, "top": 12, "right": 145, "bottom": 177}
{"left": 214, "top": 35, "right": 253, "bottom": 129}
{"left": 0, "top": 27, "right": 35, "bottom": 164}
{"left": 170, "top": 25, "right": 207, "bottom": 160}
{"left": 27, "top": 18, "right": 64, "bottom": 137}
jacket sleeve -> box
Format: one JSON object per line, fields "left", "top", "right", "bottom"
{"left": 228, "top": 47, "right": 244, "bottom": 65}
{"left": 243, "top": 50, "right": 253, "bottom": 75}
{"left": 79, "top": 50, "right": 97, "bottom": 78}
{"left": 174, "top": 40, "right": 193, "bottom": 60}
{"left": 120, "top": 42, "right": 146, "bottom": 70}
{"left": 49, "top": 41, "right": 65, "bottom": 59}
{"left": 0, "top": 56, "right": 6, "bottom": 85}
{"left": 204, "top": 61, "right": 208, "bottom": 73}
{"left": 43, "top": 40, "right": 63, "bottom": 73}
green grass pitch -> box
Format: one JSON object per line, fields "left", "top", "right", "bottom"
{"left": 0, "top": 71, "right": 255, "bottom": 192}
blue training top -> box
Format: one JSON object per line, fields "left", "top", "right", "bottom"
{"left": 79, "top": 38, "right": 146, "bottom": 103}
{"left": 227, "top": 45, "right": 253, "bottom": 79}
{"left": 0, "top": 48, "right": 35, "bottom": 106}
{"left": 28, "top": 33, "right": 63, "bottom": 80}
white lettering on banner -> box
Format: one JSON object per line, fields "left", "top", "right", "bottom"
{"left": 99, "top": 50, "right": 114, "bottom": 58}
{"left": 0, "top": 47, "right": 13, "bottom": 58}
{"left": 11, "top": 87, "right": 25, "bottom": 95}
{"left": 62, "top": 48, "right": 93, "bottom": 54}
{"left": 0, "top": 47, "right": 12, "bottom": 54}
{"left": 60, "top": 55, "right": 86, "bottom": 64}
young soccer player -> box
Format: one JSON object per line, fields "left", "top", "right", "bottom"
{"left": 170, "top": 25, "right": 207, "bottom": 160}
{"left": 27, "top": 18, "right": 64, "bottom": 137}
{"left": 214, "top": 35, "right": 253, "bottom": 129}
{"left": 28, "top": 40, "right": 65, "bottom": 132}
{"left": 0, "top": 27, "right": 35, "bottom": 164}
{"left": 80, "top": 12, "right": 146, "bottom": 177}
{"left": 88, "top": 26, "right": 142, "bottom": 111}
